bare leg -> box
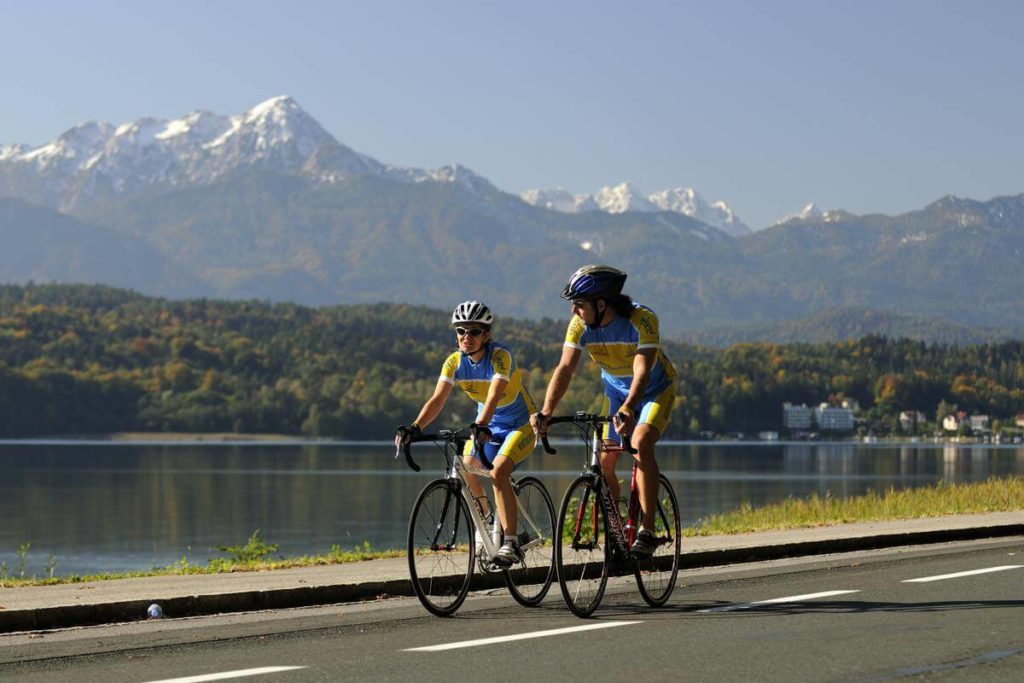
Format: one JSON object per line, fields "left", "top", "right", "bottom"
{"left": 462, "top": 455, "right": 492, "bottom": 517}
{"left": 631, "top": 424, "right": 661, "bottom": 530}
{"left": 599, "top": 441, "right": 622, "bottom": 503}
{"left": 490, "top": 455, "right": 516, "bottom": 535}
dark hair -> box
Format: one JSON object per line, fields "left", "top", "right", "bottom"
{"left": 600, "top": 294, "right": 634, "bottom": 318}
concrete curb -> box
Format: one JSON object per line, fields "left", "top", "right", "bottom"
{"left": 680, "top": 523, "right": 1024, "bottom": 568}
{"left": 2, "top": 522, "right": 1022, "bottom": 634}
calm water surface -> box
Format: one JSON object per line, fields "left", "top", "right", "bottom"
{"left": 2, "top": 441, "right": 1023, "bottom": 576}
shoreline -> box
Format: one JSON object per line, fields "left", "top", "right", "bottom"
{"left": 0, "top": 433, "right": 1020, "bottom": 447}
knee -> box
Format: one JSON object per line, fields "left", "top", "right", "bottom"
{"left": 491, "top": 459, "right": 512, "bottom": 482}
{"left": 632, "top": 429, "right": 658, "bottom": 462}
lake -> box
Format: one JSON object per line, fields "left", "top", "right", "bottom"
{"left": 2, "top": 440, "right": 1022, "bottom": 576}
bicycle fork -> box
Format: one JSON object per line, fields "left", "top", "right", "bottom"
{"left": 430, "top": 481, "right": 464, "bottom": 552}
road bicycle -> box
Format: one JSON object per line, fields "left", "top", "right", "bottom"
{"left": 542, "top": 412, "right": 681, "bottom": 618}
{"left": 396, "top": 425, "right": 556, "bottom": 617}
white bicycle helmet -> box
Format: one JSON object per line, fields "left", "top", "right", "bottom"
{"left": 451, "top": 301, "right": 494, "bottom": 327}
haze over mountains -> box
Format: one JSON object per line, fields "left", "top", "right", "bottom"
{"left": 1, "top": 96, "right": 1022, "bottom": 342}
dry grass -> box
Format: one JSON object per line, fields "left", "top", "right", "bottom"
{"left": 685, "top": 476, "right": 1024, "bottom": 536}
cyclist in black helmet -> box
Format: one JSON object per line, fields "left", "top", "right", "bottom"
{"left": 531, "top": 265, "right": 677, "bottom": 559}
{"left": 398, "top": 301, "right": 538, "bottom": 565}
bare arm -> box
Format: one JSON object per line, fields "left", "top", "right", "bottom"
{"left": 413, "top": 379, "right": 454, "bottom": 429}
{"left": 623, "top": 348, "right": 654, "bottom": 414}
{"left": 531, "top": 345, "right": 582, "bottom": 434}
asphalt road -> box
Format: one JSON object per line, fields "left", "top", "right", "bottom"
{"left": 2, "top": 537, "right": 1023, "bottom": 682}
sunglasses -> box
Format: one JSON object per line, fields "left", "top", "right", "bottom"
{"left": 455, "top": 327, "right": 485, "bottom": 338}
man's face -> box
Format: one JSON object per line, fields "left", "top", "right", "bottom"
{"left": 571, "top": 298, "right": 598, "bottom": 326}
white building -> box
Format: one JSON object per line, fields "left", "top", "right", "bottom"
{"left": 943, "top": 412, "right": 965, "bottom": 431}
{"left": 783, "top": 403, "right": 813, "bottom": 430}
{"left": 814, "top": 403, "right": 855, "bottom": 432}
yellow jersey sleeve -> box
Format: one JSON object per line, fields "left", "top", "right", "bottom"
{"left": 564, "top": 315, "right": 585, "bottom": 349}
{"left": 439, "top": 352, "right": 460, "bottom": 384}
{"left": 491, "top": 348, "right": 512, "bottom": 381}
{"left": 631, "top": 307, "right": 660, "bottom": 350}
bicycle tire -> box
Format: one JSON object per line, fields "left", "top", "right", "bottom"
{"left": 407, "top": 479, "right": 475, "bottom": 617}
{"left": 633, "top": 473, "right": 681, "bottom": 607}
{"left": 555, "top": 474, "right": 610, "bottom": 618}
{"left": 503, "top": 476, "right": 556, "bottom": 606}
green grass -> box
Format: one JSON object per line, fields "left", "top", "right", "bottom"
{"left": 3, "top": 477, "right": 1022, "bottom": 587}
{"left": 0, "top": 541, "right": 403, "bottom": 588}
{"left": 685, "top": 476, "right": 1024, "bottom": 536}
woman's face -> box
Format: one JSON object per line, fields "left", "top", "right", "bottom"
{"left": 456, "top": 325, "right": 489, "bottom": 354}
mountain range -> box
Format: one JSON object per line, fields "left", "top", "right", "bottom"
{"left": 519, "top": 183, "right": 750, "bottom": 236}
{"left": 1, "top": 96, "right": 1022, "bottom": 341}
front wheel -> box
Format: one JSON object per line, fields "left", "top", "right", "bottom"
{"left": 634, "top": 474, "right": 681, "bottom": 607}
{"left": 408, "top": 479, "right": 474, "bottom": 617}
{"left": 503, "top": 476, "right": 556, "bottom": 606}
{"left": 555, "top": 474, "right": 610, "bottom": 618}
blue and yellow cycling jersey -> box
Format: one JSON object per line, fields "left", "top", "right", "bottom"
{"left": 440, "top": 341, "right": 537, "bottom": 427}
{"left": 564, "top": 303, "right": 677, "bottom": 399}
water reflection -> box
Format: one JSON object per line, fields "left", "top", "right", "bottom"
{"left": 1, "top": 442, "right": 1022, "bottom": 576}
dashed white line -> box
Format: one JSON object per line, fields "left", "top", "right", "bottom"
{"left": 141, "top": 666, "right": 307, "bottom": 683}
{"left": 700, "top": 590, "right": 861, "bottom": 613}
{"left": 405, "top": 621, "right": 643, "bottom": 651}
{"left": 902, "top": 565, "right": 1024, "bottom": 583}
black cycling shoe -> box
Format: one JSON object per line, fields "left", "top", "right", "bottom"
{"left": 629, "top": 529, "right": 658, "bottom": 559}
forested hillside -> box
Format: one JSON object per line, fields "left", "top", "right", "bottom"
{"left": 1, "top": 284, "right": 1023, "bottom": 438}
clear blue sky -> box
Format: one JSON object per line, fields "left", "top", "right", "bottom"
{"left": 2, "top": 0, "right": 1021, "bottom": 228}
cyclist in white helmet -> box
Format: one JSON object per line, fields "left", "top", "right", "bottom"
{"left": 398, "top": 301, "right": 538, "bottom": 565}
{"left": 531, "top": 265, "right": 677, "bottom": 559}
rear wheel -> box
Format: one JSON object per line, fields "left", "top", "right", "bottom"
{"left": 633, "top": 474, "right": 680, "bottom": 607}
{"left": 555, "top": 474, "right": 610, "bottom": 618}
{"left": 407, "top": 479, "right": 474, "bottom": 616}
{"left": 503, "top": 476, "right": 556, "bottom": 606}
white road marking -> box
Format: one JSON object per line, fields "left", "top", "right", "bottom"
{"left": 405, "top": 621, "right": 643, "bottom": 652}
{"left": 700, "top": 590, "right": 860, "bottom": 613}
{"left": 902, "top": 565, "right": 1024, "bottom": 583}
{"left": 142, "top": 666, "right": 307, "bottom": 683}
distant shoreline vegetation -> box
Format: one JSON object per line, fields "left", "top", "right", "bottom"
{"left": 2, "top": 283, "right": 1024, "bottom": 440}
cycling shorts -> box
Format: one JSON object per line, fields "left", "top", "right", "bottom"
{"left": 461, "top": 420, "right": 536, "bottom": 469}
{"left": 601, "top": 382, "right": 676, "bottom": 445}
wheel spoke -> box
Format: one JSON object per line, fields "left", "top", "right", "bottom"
{"left": 634, "top": 474, "right": 680, "bottom": 607}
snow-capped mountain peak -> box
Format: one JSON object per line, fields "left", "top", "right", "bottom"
{"left": 773, "top": 203, "right": 825, "bottom": 225}
{"left": 520, "top": 188, "right": 597, "bottom": 212}
{"left": 245, "top": 95, "right": 297, "bottom": 122}
{"left": 521, "top": 182, "right": 750, "bottom": 235}
{"left": 0, "top": 143, "right": 28, "bottom": 161}
{"left": 1, "top": 96, "right": 502, "bottom": 210}
{"left": 155, "top": 110, "right": 227, "bottom": 142}
{"left": 594, "top": 182, "right": 659, "bottom": 214}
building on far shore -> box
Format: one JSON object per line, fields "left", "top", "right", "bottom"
{"left": 783, "top": 403, "right": 813, "bottom": 430}
{"left": 783, "top": 402, "right": 854, "bottom": 432}
{"left": 943, "top": 411, "right": 966, "bottom": 431}
{"left": 899, "top": 410, "right": 928, "bottom": 432}
{"left": 942, "top": 411, "right": 990, "bottom": 433}
{"left": 814, "top": 403, "right": 855, "bottom": 432}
